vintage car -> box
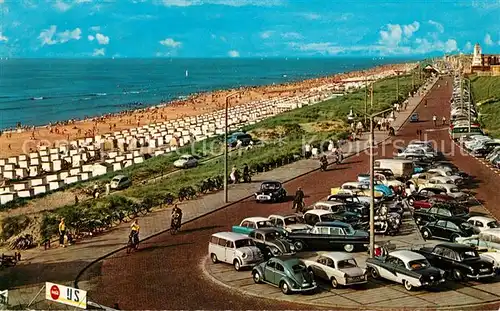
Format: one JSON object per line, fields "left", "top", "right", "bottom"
{"left": 268, "top": 214, "right": 311, "bottom": 232}
{"left": 419, "top": 176, "right": 456, "bottom": 189}
{"left": 303, "top": 252, "right": 367, "bottom": 288}
{"left": 366, "top": 250, "right": 445, "bottom": 291}
{"left": 456, "top": 233, "right": 500, "bottom": 272}
{"left": 327, "top": 192, "right": 374, "bottom": 207}
{"left": 208, "top": 232, "right": 264, "bottom": 271}
{"left": 411, "top": 194, "right": 458, "bottom": 210}
{"left": 303, "top": 210, "right": 360, "bottom": 227}
{"left": 373, "top": 172, "right": 404, "bottom": 193}
{"left": 330, "top": 182, "right": 385, "bottom": 199}
{"left": 424, "top": 184, "right": 471, "bottom": 203}
{"left": 410, "top": 172, "right": 447, "bottom": 186}
{"left": 308, "top": 201, "right": 345, "bottom": 213}
{"left": 252, "top": 256, "right": 317, "bottom": 294}
{"left": 420, "top": 220, "right": 475, "bottom": 242}
{"left": 309, "top": 201, "right": 367, "bottom": 222}
{"left": 416, "top": 243, "right": 496, "bottom": 281}
{"left": 413, "top": 205, "right": 468, "bottom": 225}
{"left": 173, "top": 154, "right": 198, "bottom": 168}
{"left": 427, "top": 168, "right": 463, "bottom": 185}
{"left": 357, "top": 176, "right": 395, "bottom": 198}
{"left": 287, "top": 221, "right": 369, "bottom": 252}
{"left": 406, "top": 187, "right": 448, "bottom": 206}
{"left": 254, "top": 181, "right": 287, "bottom": 203}
{"left": 410, "top": 112, "right": 419, "bottom": 122}
{"left": 467, "top": 216, "right": 500, "bottom": 233}
{"left": 248, "top": 228, "right": 295, "bottom": 258}
{"left": 232, "top": 217, "right": 276, "bottom": 235}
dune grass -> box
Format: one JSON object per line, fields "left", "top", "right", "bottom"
{"left": 470, "top": 75, "right": 500, "bottom": 138}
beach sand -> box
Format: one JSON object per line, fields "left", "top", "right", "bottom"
{"left": 0, "top": 63, "right": 415, "bottom": 158}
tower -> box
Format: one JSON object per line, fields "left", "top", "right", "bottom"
{"left": 472, "top": 43, "right": 483, "bottom": 66}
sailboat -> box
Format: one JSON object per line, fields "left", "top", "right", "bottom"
{"left": 185, "top": 70, "right": 189, "bottom": 77}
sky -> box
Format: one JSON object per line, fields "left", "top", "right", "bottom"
{"left": 0, "top": 0, "right": 499, "bottom": 58}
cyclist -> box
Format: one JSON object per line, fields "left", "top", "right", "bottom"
{"left": 129, "top": 220, "right": 140, "bottom": 246}
{"left": 171, "top": 205, "right": 183, "bottom": 231}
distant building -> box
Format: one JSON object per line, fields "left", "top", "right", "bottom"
{"left": 470, "top": 43, "right": 500, "bottom": 76}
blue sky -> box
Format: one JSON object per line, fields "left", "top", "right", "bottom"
{"left": 0, "top": 0, "right": 499, "bottom": 58}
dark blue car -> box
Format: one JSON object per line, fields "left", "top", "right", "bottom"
{"left": 410, "top": 113, "right": 419, "bottom": 122}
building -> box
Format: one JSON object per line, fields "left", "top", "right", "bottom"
{"left": 471, "top": 43, "right": 500, "bottom": 76}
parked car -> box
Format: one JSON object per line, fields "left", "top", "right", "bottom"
{"left": 411, "top": 194, "right": 457, "bottom": 210}
{"left": 407, "top": 187, "right": 448, "bottom": 207}
{"left": 330, "top": 182, "right": 384, "bottom": 198}
{"left": 248, "top": 228, "right": 295, "bottom": 258}
{"left": 366, "top": 250, "right": 445, "bottom": 291}
{"left": 427, "top": 168, "right": 463, "bottom": 185}
{"left": 327, "top": 192, "right": 371, "bottom": 207}
{"left": 467, "top": 216, "right": 500, "bottom": 233}
{"left": 309, "top": 201, "right": 367, "bottom": 223}
{"left": 303, "top": 252, "right": 367, "bottom": 288}
{"left": 413, "top": 205, "right": 468, "bottom": 225}
{"left": 268, "top": 214, "right": 311, "bottom": 232}
{"left": 309, "top": 201, "right": 345, "bottom": 213}
{"left": 287, "top": 221, "right": 369, "bottom": 252}
{"left": 232, "top": 217, "right": 276, "bottom": 235}
{"left": 416, "top": 243, "right": 496, "bottom": 281}
{"left": 303, "top": 210, "right": 343, "bottom": 226}
{"left": 420, "top": 220, "right": 475, "bottom": 242}
{"left": 208, "top": 232, "right": 263, "bottom": 271}
{"left": 109, "top": 175, "right": 131, "bottom": 190}
{"left": 429, "top": 184, "right": 471, "bottom": 203}
{"left": 252, "top": 256, "right": 317, "bottom": 294}
{"left": 227, "top": 132, "right": 252, "bottom": 147}
{"left": 254, "top": 181, "right": 287, "bottom": 203}
{"left": 410, "top": 113, "right": 419, "bottom": 122}
{"left": 173, "top": 154, "right": 198, "bottom": 168}
{"left": 374, "top": 159, "right": 414, "bottom": 179}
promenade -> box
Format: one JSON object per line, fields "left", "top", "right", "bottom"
{"left": 0, "top": 77, "right": 436, "bottom": 309}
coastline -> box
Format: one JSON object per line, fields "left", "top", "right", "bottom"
{"left": 0, "top": 62, "right": 417, "bottom": 158}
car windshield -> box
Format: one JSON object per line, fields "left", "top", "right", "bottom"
{"left": 321, "top": 214, "right": 338, "bottom": 222}
{"left": 111, "top": 177, "right": 120, "bottom": 182}
{"left": 235, "top": 239, "right": 255, "bottom": 248}
{"left": 337, "top": 259, "right": 357, "bottom": 269}
{"left": 256, "top": 221, "right": 274, "bottom": 227}
{"left": 284, "top": 216, "right": 304, "bottom": 225}
{"left": 461, "top": 250, "right": 480, "bottom": 260}
{"left": 265, "top": 232, "right": 281, "bottom": 240}
{"left": 344, "top": 225, "right": 355, "bottom": 235}
{"left": 181, "top": 155, "right": 192, "bottom": 160}
{"left": 487, "top": 221, "right": 500, "bottom": 228}
{"left": 291, "top": 263, "right": 307, "bottom": 274}
{"left": 261, "top": 183, "right": 280, "bottom": 190}
{"left": 408, "top": 259, "right": 430, "bottom": 270}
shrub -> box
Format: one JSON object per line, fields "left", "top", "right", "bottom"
{"left": 0, "top": 215, "right": 31, "bottom": 241}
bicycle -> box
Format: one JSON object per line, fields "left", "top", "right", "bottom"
{"left": 126, "top": 232, "right": 139, "bottom": 254}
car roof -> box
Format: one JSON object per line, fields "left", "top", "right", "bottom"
{"left": 468, "top": 216, "right": 496, "bottom": 223}
{"left": 261, "top": 180, "right": 281, "bottom": 184}
{"left": 272, "top": 256, "right": 303, "bottom": 267}
{"left": 243, "top": 217, "right": 270, "bottom": 222}
{"left": 437, "top": 243, "right": 475, "bottom": 251}
{"left": 316, "top": 221, "right": 350, "bottom": 228}
{"left": 389, "top": 250, "right": 426, "bottom": 262}
{"left": 269, "top": 214, "right": 301, "bottom": 219}
{"left": 319, "top": 252, "right": 355, "bottom": 262}
{"left": 112, "top": 175, "right": 126, "bottom": 179}
{"left": 305, "top": 209, "right": 334, "bottom": 216}
{"left": 314, "top": 201, "right": 344, "bottom": 206}
{"left": 252, "top": 227, "right": 281, "bottom": 234}
{"left": 213, "top": 232, "right": 251, "bottom": 241}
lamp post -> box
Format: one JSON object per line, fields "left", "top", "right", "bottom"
{"left": 467, "top": 78, "right": 472, "bottom": 132}
{"left": 224, "top": 91, "right": 241, "bottom": 203}
{"left": 395, "top": 70, "right": 402, "bottom": 101}
{"left": 364, "top": 77, "right": 368, "bottom": 124}
{"left": 353, "top": 106, "right": 394, "bottom": 258}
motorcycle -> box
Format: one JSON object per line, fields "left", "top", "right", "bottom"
{"left": 243, "top": 171, "right": 252, "bottom": 183}
{"left": 171, "top": 213, "right": 182, "bottom": 235}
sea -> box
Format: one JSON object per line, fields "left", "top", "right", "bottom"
{"left": 0, "top": 57, "right": 412, "bottom": 130}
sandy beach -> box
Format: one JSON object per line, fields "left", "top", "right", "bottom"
{"left": 0, "top": 62, "right": 415, "bottom": 159}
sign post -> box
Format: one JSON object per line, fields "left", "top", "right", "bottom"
{"left": 45, "top": 282, "right": 87, "bottom": 309}
{"left": 0, "top": 290, "right": 8, "bottom": 310}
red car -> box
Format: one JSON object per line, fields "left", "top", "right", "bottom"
{"left": 412, "top": 194, "right": 457, "bottom": 210}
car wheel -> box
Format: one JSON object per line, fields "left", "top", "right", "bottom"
{"left": 369, "top": 267, "right": 380, "bottom": 279}
{"left": 450, "top": 234, "right": 460, "bottom": 242}
{"left": 331, "top": 277, "right": 339, "bottom": 288}
{"left": 452, "top": 268, "right": 464, "bottom": 281}
{"left": 294, "top": 240, "right": 305, "bottom": 251}
{"left": 211, "top": 253, "right": 218, "bottom": 263}
{"left": 280, "top": 281, "right": 291, "bottom": 295}
{"left": 408, "top": 198, "right": 414, "bottom": 206}
{"left": 252, "top": 271, "right": 262, "bottom": 284}
{"left": 403, "top": 280, "right": 413, "bottom": 291}
{"left": 415, "top": 216, "right": 422, "bottom": 225}
{"left": 233, "top": 259, "right": 241, "bottom": 271}
{"left": 344, "top": 244, "right": 355, "bottom": 253}
{"left": 422, "top": 229, "right": 432, "bottom": 239}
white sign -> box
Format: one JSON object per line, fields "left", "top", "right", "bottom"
{"left": 0, "top": 290, "right": 7, "bottom": 309}
{"left": 45, "top": 282, "right": 87, "bottom": 309}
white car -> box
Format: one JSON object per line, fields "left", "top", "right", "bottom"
{"left": 467, "top": 216, "right": 500, "bottom": 233}
{"left": 310, "top": 201, "right": 345, "bottom": 213}
{"left": 173, "top": 154, "right": 198, "bottom": 168}
{"left": 303, "top": 210, "right": 339, "bottom": 226}
{"left": 420, "top": 176, "right": 455, "bottom": 188}
{"left": 425, "top": 184, "right": 470, "bottom": 202}
{"left": 208, "top": 232, "right": 263, "bottom": 271}
{"left": 303, "top": 252, "right": 367, "bottom": 288}
{"left": 268, "top": 214, "right": 311, "bottom": 232}
{"left": 427, "top": 168, "right": 463, "bottom": 185}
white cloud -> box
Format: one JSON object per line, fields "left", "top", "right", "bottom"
{"left": 464, "top": 41, "right": 473, "bottom": 51}
{"left": 53, "top": 0, "right": 71, "bottom": 11}
{"left": 88, "top": 35, "right": 95, "bottom": 41}
{"left": 281, "top": 32, "right": 302, "bottom": 39}
{"left": 379, "top": 24, "right": 403, "bottom": 46}
{"left": 402, "top": 21, "right": 420, "bottom": 38}
{"left": 0, "top": 0, "right": 4, "bottom": 4}
{"left": 300, "top": 13, "right": 320, "bottom": 20}
{"left": 260, "top": 31, "right": 274, "bottom": 39}
{"left": 159, "top": 0, "right": 281, "bottom": 6}
{"left": 228, "top": 50, "right": 240, "bottom": 57}
{"left": 92, "top": 48, "right": 105, "bottom": 56}
{"left": 95, "top": 33, "right": 110, "bottom": 45}
{"left": 414, "top": 38, "right": 458, "bottom": 53}
{"left": 38, "top": 25, "right": 81, "bottom": 46}
{"left": 159, "top": 38, "right": 182, "bottom": 48}
{"left": 0, "top": 32, "right": 8, "bottom": 42}
{"left": 485, "top": 33, "right": 494, "bottom": 45}
{"left": 90, "top": 26, "right": 100, "bottom": 31}
{"left": 428, "top": 20, "right": 444, "bottom": 33}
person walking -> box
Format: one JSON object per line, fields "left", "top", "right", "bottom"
{"left": 433, "top": 115, "right": 437, "bottom": 127}
{"left": 58, "top": 218, "right": 66, "bottom": 248}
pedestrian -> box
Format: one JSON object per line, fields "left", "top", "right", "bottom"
{"left": 74, "top": 194, "right": 79, "bottom": 205}
{"left": 59, "top": 218, "right": 66, "bottom": 248}
{"left": 442, "top": 116, "right": 446, "bottom": 125}
{"left": 433, "top": 115, "right": 437, "bottom": 127}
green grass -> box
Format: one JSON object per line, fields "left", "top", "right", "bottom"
{"left": 470, "top": 75, "right": 500, "bottom": 138}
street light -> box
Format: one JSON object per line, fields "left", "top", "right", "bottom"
{"left": 353, "top": 106, "right": 394, "bottom": 258}
{"left": 224, "top": 91, "right": 241, "bottom": 203}
{"left": 466, "top": 78, "right": 472, "bottom": 132}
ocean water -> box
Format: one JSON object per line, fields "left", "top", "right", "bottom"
{"left": 0, "top": 58, "right": 410, "bottom": 129}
